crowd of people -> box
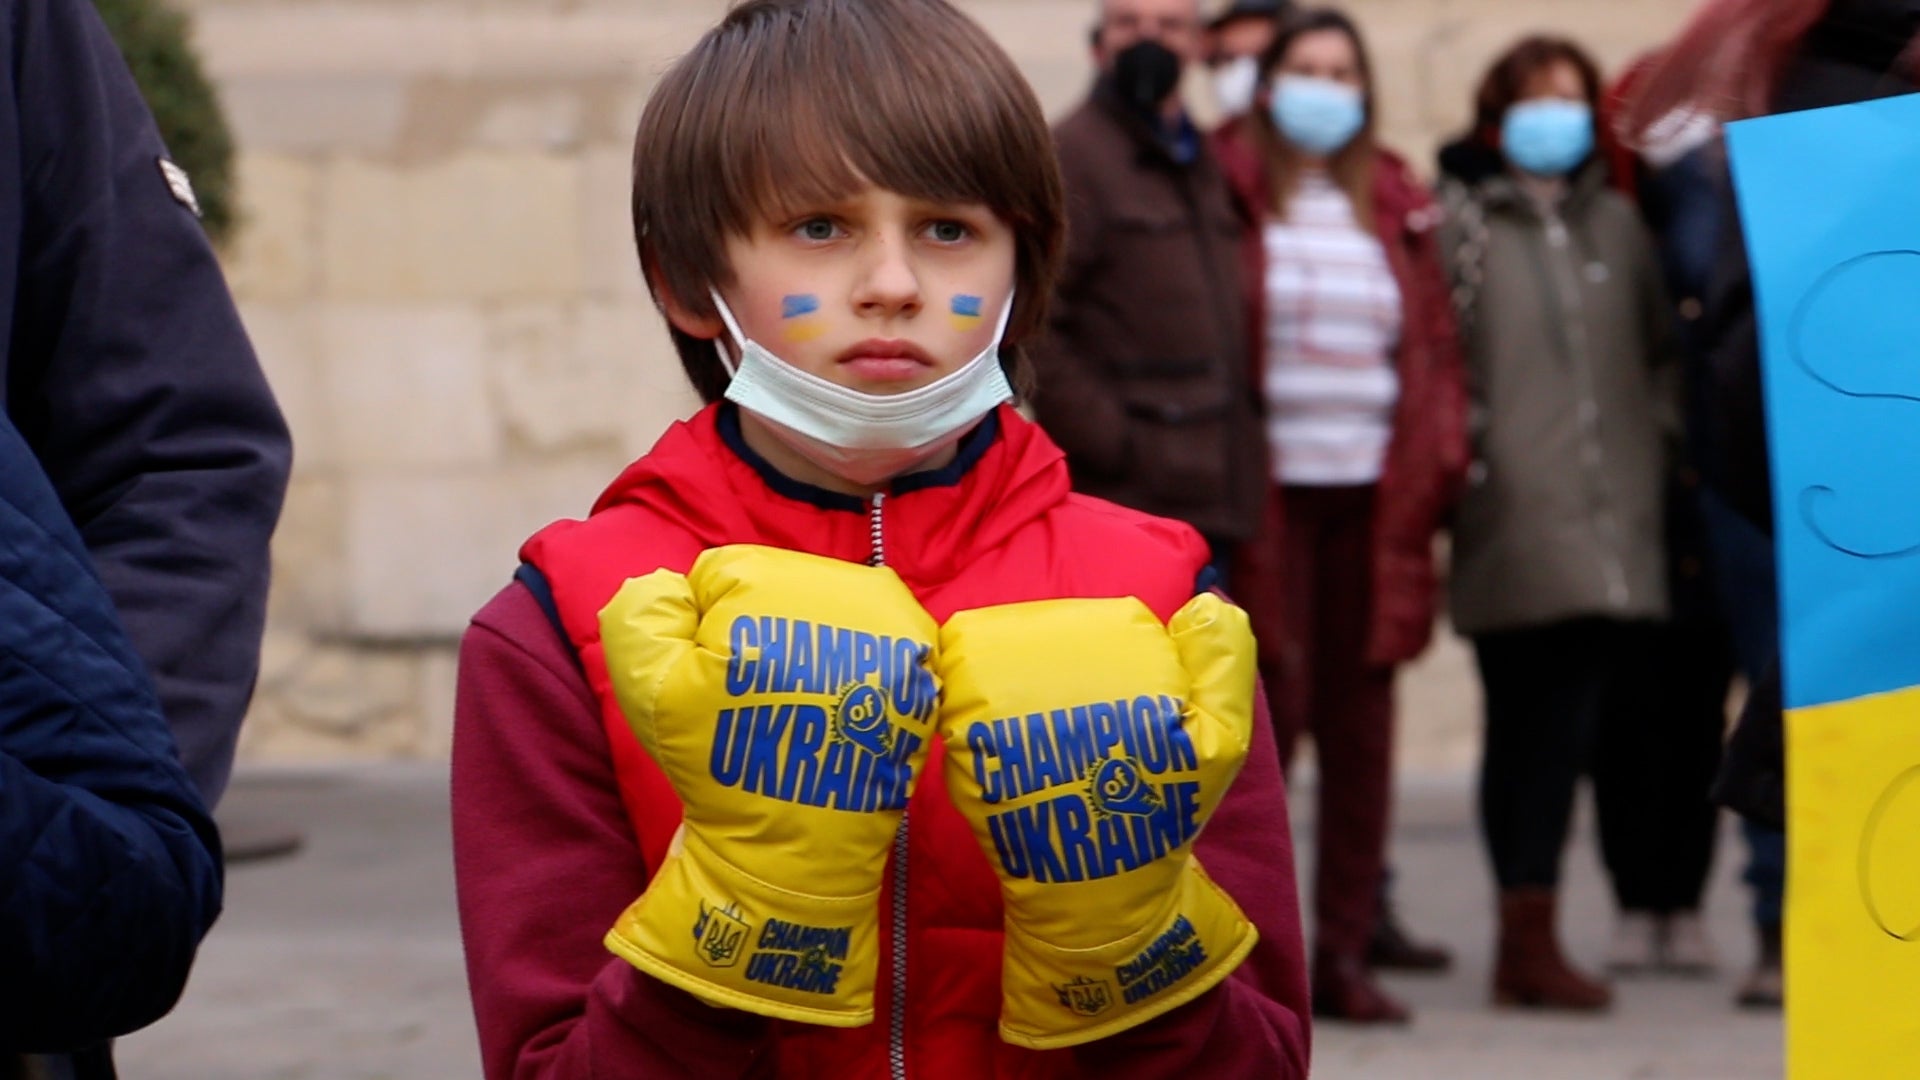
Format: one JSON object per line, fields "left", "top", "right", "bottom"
{"left": 1026, "top": 0, "right": 1915, "bottom": 1034}
{"left": 10, "top": 0, "right": 1918, "bottom": 1075}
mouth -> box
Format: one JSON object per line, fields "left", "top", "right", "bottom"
{"left": 834, "top": 339, "right": 936, "bottom": 366}
{"left": 834, "top": 339, "right": 937, "bottom": 385}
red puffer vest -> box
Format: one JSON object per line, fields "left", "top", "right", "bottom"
{"left": 520, "top": 404, "right": 1210, "bottom": 1079}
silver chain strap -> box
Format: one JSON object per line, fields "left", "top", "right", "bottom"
{"left": 1440, "top": 179, "right": 1491, "bottom": 338}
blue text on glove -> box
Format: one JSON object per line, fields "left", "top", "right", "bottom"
{"left": 711, "top": 616, "right": 938, "bottom": 813}
{"left": 966, "top": 696, "right": 1206, "bottom": 884}
{"left": 1116, "top": 916, "right": 1207, "bottom": 1004}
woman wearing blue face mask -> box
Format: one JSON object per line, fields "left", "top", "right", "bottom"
{"left": 1435, "top": 36, "right": 1685, "bottom": 1014}
{"left": 1212, "top": 6, "right": 1470, "bottom": 1026}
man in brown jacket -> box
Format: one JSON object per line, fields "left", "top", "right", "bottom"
{"left": 1032, "top": 0, "right": 1264, "bottom": 573}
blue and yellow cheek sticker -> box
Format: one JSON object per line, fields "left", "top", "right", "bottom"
{"left": 781, "top": 294, "right": 826, "bottom": 344}
{"left": 950, "top": 294, "right": 985, "bottom": 333}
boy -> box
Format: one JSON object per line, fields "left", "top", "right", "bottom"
{"left": 451, "top": 1, "right": 1310, "bottom": 1076}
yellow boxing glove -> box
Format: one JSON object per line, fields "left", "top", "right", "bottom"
{"left": 598, "top": 544, "right": 941, "bottom": 1026}
{"left": 938, "top": 593, "right": 1259, "bottom": 1049}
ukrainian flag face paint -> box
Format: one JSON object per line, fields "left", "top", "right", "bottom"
{"left": 950, "top": 294, "right": 985, "bottom": 332}
{"left": 781, "top": 294, "right": 828, "bottom": 343}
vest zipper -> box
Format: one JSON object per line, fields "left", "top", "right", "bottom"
{"left": 870, "top": 492, "right": 910, "bottom": 1080}
{"left": 889, "top": 809, "right": 910, "bottom": 1080}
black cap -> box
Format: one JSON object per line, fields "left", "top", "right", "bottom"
{"left": 1207, "top": 0, "right": 1289, "bottom": 30}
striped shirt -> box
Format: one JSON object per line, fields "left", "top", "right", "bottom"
{"left": 1262, "top": 172, "right": 1403, "bottom": 486}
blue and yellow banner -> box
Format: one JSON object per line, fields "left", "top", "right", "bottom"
{"left": 1728, "top": 93, "right": 1920, "bottom": 1079}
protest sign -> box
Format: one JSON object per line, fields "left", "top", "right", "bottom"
{"left": 1727, "top": 92, "right": 1920, "bottom": 1079}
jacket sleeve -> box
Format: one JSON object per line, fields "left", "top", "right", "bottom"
{"left": 1027, "top": 131, "right": 1131, "bottom": 477}
{"left": 4, "top": 0, "right": 292, "bottom": 808}
{"left": 0, "top": 425, "right": 222, "bottom": 1053}
{"left": 452, "top": 582, "right": 776, "bottom": 1080}
{"left": 1698, "top": 202, "right": 1774, "bottom": 535}
{"left": 1409, "top": 199, "right": 1472, "bottom": 503}
{"left": 1069, "top": 676, "right": 1311, "bottom": 1078}
{"left": 1624, "top": 199, "right": 1686, "bottom": 449}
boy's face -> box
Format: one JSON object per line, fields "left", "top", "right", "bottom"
{"left": 709, "top": 185, "right": 1017, "bottom": 396}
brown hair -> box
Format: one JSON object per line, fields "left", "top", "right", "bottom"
{"left": 1251, "top": 7, "right": 1377, "bottom": 231}
{"left": 631, "top": 0, "right": 1065, "bottom": 403}
{"left": 1471, "top": 35, "right": 1604, "bottom": 141}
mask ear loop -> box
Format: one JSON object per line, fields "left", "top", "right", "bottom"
{"left": 989, "top": 289, "right": 1017, "bottom": 346}
{"left": 706, "top": 289, "right": 751, "bottom": 377}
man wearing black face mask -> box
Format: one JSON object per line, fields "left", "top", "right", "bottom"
{"left": 1030, "top": 0, "right": 1263, "bottom": 586}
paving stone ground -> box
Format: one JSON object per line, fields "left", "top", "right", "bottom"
{"left": 118, "top": 764, "right": 1783, "bottom": 1079}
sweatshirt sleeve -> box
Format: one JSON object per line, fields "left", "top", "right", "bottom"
{"left": 1066, "top": 676, "right": 1312, "bottom": 1078}
{"left": 451, "top": 581, "right": 776, "bottom": 1080}
{"left": 5, "top": 0, "right": 292, "bottom": 808}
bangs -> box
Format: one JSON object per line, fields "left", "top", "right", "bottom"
{"left": 700, "top": 0, "right": 1052, "bottom": 232}
{"left": 726, "top": 67, "right": 1030, "bottom": 228}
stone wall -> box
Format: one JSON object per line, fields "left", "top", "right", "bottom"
{"left": 182, "top": 0, "right": 1694, "bottom": 766}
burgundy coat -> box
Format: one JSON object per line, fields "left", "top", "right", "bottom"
{"left": 1211, "top": 119, "right": 1469, "bottom": 684}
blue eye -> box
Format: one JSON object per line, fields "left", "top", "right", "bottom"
{"left": 798, "top": 218, "right": 839, "bottom": 241}
{"left": 928, "top": 221, "right": 969, "bottom": 243}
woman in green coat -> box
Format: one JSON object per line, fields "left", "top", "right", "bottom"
{"left": 1436, "top": 35, "right": 1690, "bottom": 1015}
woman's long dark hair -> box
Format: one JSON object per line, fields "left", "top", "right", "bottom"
{"left": 1250, "top": 7, "right": 1377, "bottom": 230}
{"left": 1620, "top": 0, "right": 1831, "bottom": 142}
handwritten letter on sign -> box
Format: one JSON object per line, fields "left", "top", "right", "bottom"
{"left": 1727, "top": 93, "right": 1920, "bottom": 1078}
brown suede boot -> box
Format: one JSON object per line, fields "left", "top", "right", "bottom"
{"left": 1493, "top": 887, "right": 1613, "bottom": 1012}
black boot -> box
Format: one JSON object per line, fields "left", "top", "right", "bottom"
{"left": 1313, "top": 949, "right": 1412, "bottom": 1024}
{"left": 1368, "top": 874, "right": 1453, "bottom": 973}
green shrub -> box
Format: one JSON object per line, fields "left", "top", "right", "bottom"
{"left": 93, "top": 0, "right": 237, "bottom": 246}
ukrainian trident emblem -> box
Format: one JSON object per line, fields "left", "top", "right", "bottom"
{"left": 1053, "top": 975, "right": 1115, "bottom": 1016}
{"left": 692, "top": 900, "right": 750, "bottom": 968}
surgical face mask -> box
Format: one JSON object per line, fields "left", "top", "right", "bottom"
{"left": 1211, "top": 56, "right": 1260, "bottom": 118}
{"left": 710, "top": 289, "right": 1016, "bottom": 487}
{"left": 1502, "top": 99, "right": 1594, "bottom": 177}
{"left": 1268, "top": 75, "right": 1366, "bottom": 156}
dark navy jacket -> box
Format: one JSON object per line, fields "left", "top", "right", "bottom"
{"left": 0, "top": 411, "right": 223, "bottom": 1065}
{"left": 0, "top": 0, "right": 291, "bottom": 810}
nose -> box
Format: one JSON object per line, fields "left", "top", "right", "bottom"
{"left": 851, "top": 228, "right": 922, "bottom": 321}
